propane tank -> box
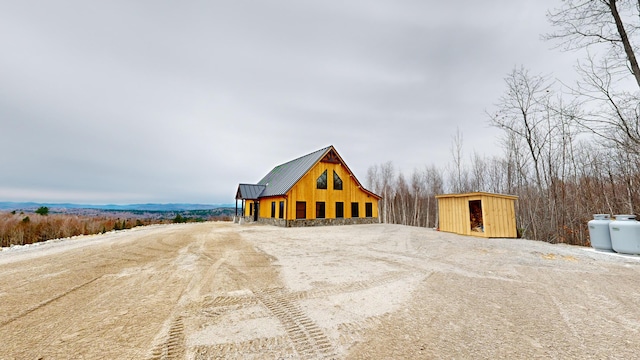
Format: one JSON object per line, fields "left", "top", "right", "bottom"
{"left": 609, "top": 215, "right": 640, "bottom": 255}
{"left": 588, "top": 214, "right": 612, "bottom": 251}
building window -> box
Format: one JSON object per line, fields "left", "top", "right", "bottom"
{"left": 365, "top": 202, "right": 373, "bottom": 218}
{"left": 317, "top": 170, "right": 327, "bottom": 189}
{"left": 333, "top": 171, "right": 343, "bottom": 190}
{"left": 279, "top": 201, "right": 284, "bottom": 219}
{"left": 271, "top": 201, "right": 276, "bottom": 218}
{"left": 296, "top": 201, "right": 306, "bottom": 219}
{"left": 351, "top": 202, "right": 359, "bottom": 218}
{"left": 249, "top": 203, "right": 253, "bottom": 216}
{"left": 336, "top": 202, "right": 344, "bottom": 218}
{"left": 316, "top": 202, "right": 325, "bottom": 219}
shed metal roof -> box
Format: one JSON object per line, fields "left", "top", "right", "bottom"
{"left": 236, "top": 184, "right": 267, "bottom": 200}
{"left": 435, "top": 191, "right": 518, "bottom": 200}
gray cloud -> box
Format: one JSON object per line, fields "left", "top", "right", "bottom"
{"left": 0, "top": 0, "right": 577, "bottom": 204}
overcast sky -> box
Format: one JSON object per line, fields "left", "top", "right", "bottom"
{"left": 0, "top": 0, "right": 579, "bottom": 205}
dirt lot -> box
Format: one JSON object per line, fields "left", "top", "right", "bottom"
{"left": 0, "top": 222, "right": 639, "bottom": 359}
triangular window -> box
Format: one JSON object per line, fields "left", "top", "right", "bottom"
{"left": 333, "top": 170, "right": 343, "bottom": 190}
{"left": 317, "top": 170, "right": 327, "bottom": 189}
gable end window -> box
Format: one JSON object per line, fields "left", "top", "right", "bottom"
{"left": 317, "top": 170, "right": 327, "bottom": 189}
{"left": 333, "top": 171, "right": 343, "bottom": 190}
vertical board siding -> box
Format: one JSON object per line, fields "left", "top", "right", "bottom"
{"left": 258, "top": 196, "right": 286, "bottom": 219}
{"left": 283, "top": 162, "right": 378, "bottom": 221}
{"left": 437, "top": 192, "right": 517, "bottom": 238}
{"left": 243, "top": 200, "right": 255, "bottom": 217}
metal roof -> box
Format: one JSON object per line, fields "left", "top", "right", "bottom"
{"left": 236, "top": 184, "right": 267, "bottom": 200}
{"left": 235, "top": 145, "right": 381, "bottom": 200}
{"left": 257, "top": 146, "right": 331, "bottom": 197}
{"left": 435, "top": 191, "right": 518, "bottom": 200}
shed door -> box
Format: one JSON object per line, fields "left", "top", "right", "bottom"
{"left": 469, "top": 200, "right": 484, "bottom": 233}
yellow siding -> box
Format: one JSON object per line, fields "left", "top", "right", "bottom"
{"left": 284, "top": 162, "right": 378, "bottom": 221}
{"left": 243, "top": 200, "right": 257, "bottom": 217}
{"left": 437, "top": 192, "right": 517, "bottom": 238}
{"left": 257, "top": 196, "right": 287, "bottom": 219}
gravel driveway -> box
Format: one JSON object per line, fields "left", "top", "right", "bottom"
{"left": 0, "top": 222, "right": 638, "bottom": 359}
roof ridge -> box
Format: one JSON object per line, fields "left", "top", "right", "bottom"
{"left": 272, "top": 145, "right": 332, "bottom": 168}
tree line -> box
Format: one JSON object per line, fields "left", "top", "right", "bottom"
{"left": 0, "top": 210, "right": 233, "bottom": 247}
{"left": 0, "top": 212, "right": 151, "bottom": 247}
{"left": 367, "top": 1, "right": 640, "bottom": 246}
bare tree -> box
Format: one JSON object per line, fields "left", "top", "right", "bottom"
{"left": 424, "top": 165, "right": 444, "bottom": 228}
{"left": 410, "top": 169, "right": 424, "bottom": 227}
{"left": 489, "top": 67, "right": 553, "bottom": 192}
{"left": 449, "top": 127, "right": 469, "bottom": 193}
{"left": 469, "top": 151, "right": 486, "bottom": 192}
{"left": 547, "top": 0, "right": 640, "bottom": 88}
{"left": 547, "top": 0, "right": 640, "bottom": 154}
{"left": 568, "top": 56, "right": 640, "bottom": 153}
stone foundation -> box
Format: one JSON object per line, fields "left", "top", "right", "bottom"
{"left": 257, "top": 217, "right": 380, "bottom": 227}
{"left": 257, "top": 217, "right": 288, "bottom": 227}
{"left": 239, "top": 216, "right": 380, "bottom": 227}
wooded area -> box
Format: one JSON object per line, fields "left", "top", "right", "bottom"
{"left": 367, "top": 0, "right": 640, "bottom": 246}
{"left": 0, "top": 209, "right": 234, "bottom": 247}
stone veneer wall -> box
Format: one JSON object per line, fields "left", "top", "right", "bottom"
{"left": 279, "top": 217, "right": 380, "bottom": 227}
{"left": 256, "top": 217, "right": 288, "bottom": 227}
{"left": 234, "top": 216, "right": 257, "bottom": 224}
{"left": 242, "top": 216, "right": 380, "bottom": 227}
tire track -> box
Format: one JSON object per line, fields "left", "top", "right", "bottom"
{"left": 214, "top": 262, "right": 338, "bottom": 358}
{"left": 193, "top": 335, "right": 296, "bottom": 359}
{"left": 148, "top": 316, "right": 186, "bottom": 360}
{"left": 0, "top": 276, "right": 101, "bottom": 327}
{"left": 282, "top": 270, "right": 411, "bottom": 303}
{"left": 204, "top": 294, "right": 260, "bottom": 308}
{"left": 254, "top": 288, "right": 337, "bottom": 359}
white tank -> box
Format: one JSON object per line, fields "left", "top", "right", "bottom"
{"left": 588, "top": 214, "right": 612, "bottom": 251}
{"left": 609, "top": 215, "right": 640, "bottom": 255}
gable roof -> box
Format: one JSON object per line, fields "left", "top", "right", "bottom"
{"left": 236, "top": 145, "right": 381, "bottom": 200}
{"left": 257, "top": 146, "right": 331, "bottom": 197}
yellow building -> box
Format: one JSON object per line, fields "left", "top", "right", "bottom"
{"left": 436, "top": 192, "right": 518, "bottom": 238}
{"left": 235, "top": 146, "right": 381, "bottom": 226}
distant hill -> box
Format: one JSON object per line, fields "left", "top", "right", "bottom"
{"left": 0, "top": 202, "right": 235, "bottom": 211}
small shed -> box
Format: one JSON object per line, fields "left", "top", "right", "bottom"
{"left": 436, "top": 192, "right": 518, "bottom": 238}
